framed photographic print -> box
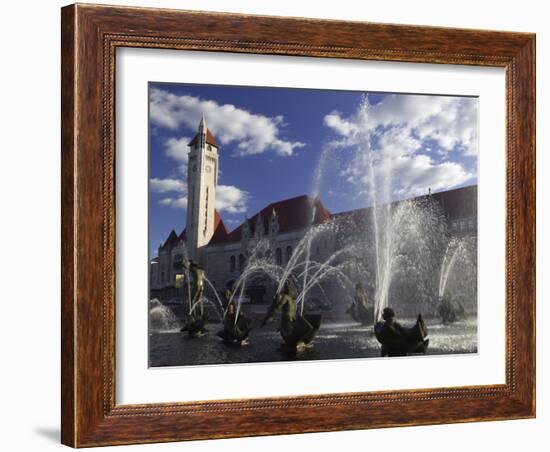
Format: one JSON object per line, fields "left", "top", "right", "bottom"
{"left": 61, "top": 3, "right": 536, "bottom": 447}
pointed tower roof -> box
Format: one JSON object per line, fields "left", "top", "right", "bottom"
{"left": 160, "top": 230, "right": 179, "bottom": 250}
{"left": 188, "top": 115, "right": 218, "bottom": 147}
{"left": 177, "top": 228, "right": 187, "bottom": 241}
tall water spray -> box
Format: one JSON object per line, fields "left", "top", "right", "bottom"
{"left": 330, "top": 96, "right": 447, "bottom": 321}
{"left": 352, "top": 96, "right": 398, "bottom": 321}
{"left": 438, "top": 238, "right": 465, "bottom": 298}
{"left": 437, "top": 237, "right": 477, "bottom": 314}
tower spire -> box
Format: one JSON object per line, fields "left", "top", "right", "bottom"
{"left": 199, "top": 114, "right": 206, "bottom": 132}
{"left": 198, "top": 114, "right": 207, "bottom": 148}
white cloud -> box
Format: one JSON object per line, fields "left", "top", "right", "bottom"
{"left": 323, "top": 95, "right": 476, "bottom": 200}
{"left": 377, "top": 125, "right": 421, "bottom": 158}
{"left": 158, "top": 196, "right": 188, "bottom": 209}
{"left": 391, "top": 155, "right": 472, "bottom": 197}
{"left": 171, "top": 197, "right": 188, "bottom": 209}
{"left": 324, "top": 112, "right": 358, "bottom": 137}
{"left": 158, "top": 197, "right": 174, "bottom": 205}
{"left": 150, "top": 88, "right": 305, "bottom": 156}
{"left": 156, "top": 185, "right": 249, "bottom": 213}
{"left": 165, "top": 137, "right": 191, "bottom": 163}
{"left": 324, "top": 94, "right": 478, "bottom": 157}
{"left": 164, "top": 136, "right": 191, "bottom": 174}
{"left": 150, "top": 177, "right": 186, "bottom": 193}
{"left": 215, "top": 185, "right": 250, "bottom": 214}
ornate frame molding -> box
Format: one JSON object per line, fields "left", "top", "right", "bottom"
{"left": 61, "top": 4, "right": 535, "bottom": 447}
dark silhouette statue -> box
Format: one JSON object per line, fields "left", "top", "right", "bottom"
{"left": 180, "top": 260, "right": 207, "bottom": 337}
{"left": 438, "top": 296, "right": 456, "bottom": 323}
{"left": 374, "top": 307, "right": 429, "bottom": 357}
{"left": 261, "top": 280, "right": 321, "bottom": 353}
{"left": 437, "top": 295, "right": 465, "bottom": 324}
{"left": 217, "top": 282, "right": 253, "bottom": 345}
{"left": 347, "top": 283, "right": 374, "bottom": 325}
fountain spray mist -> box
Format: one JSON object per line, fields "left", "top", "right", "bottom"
{"left": 323, "top": 95, "right": 450, "bottom": 321}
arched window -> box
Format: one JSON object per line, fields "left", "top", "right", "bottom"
{"left": 238, "top": 254, "right": 245, "bottom": 272}
{"left": 276, "top": 248, "right": 282, "bottom": 265}
{"left": 229, "top": 255, "right": 236, "bottom": 272}
{"left": 285, "top": 246, "right": 292, "bottom": 263}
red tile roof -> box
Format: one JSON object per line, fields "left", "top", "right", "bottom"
{"left": 430, "top": 185, "right": 477, "bottom": 218}
{"left": 210, "top": 195, "right": 331, "bottom": 245}
{"left": 210, "top": 210, "right": 230, "bottom": 243}
{"left": 188, "top": 128, "right": 218, "bottom": 147}
{"left": 178, "top": 228, "right": 186, "bottom": 242}
{"left": 160, "top": 230, "right": 179, "bottom": 250}
{"left": 166, "top": 210, "right": 228, "bottom": 249}
{"left": 333, "top": 185, "right": 477, "bottom": 225}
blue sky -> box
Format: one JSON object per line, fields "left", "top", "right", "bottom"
{"left": 149, "top": 83, "right": 478, "bottom": 256}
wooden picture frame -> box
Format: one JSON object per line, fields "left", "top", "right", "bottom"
{"left": 61, "top": 3, "right": 535, "bottom": 447}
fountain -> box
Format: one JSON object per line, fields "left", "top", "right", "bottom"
{"left": 175, "top": 252, "right": 225, "bottom": 336}
{"left": 261, "top": 279, "right": 322, "bottom": 354}
{"left": 436, "top": 238, "right": 476, "bottom": 323}
{"left": 174, "top": 244, "right": 224, "bottom": 317}
{"left": 217, "top": 301, "right": 254, "bottom": 346}
{"left": 215, "top": 215, "right": 359, "bottom": 352}
{"left": 439, "top": 238, "right": 466, "bottom": 299}
{"left": 324, "top": 96, "right": 447, "bottom": 324}
{"left": 149, "top": 298, "right": 181, "bottom": 333}
{"left": 226, "top": 239, "right": 285, "bottom": 321}
{"left": 346, "top": 283, "right": 374, "bottom": 325}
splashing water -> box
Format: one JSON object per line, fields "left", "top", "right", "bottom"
{"left": 437, "top": 237, "right": 477, "bottom": 314}
{"left": 274, "top": 220, "right": 356, "bottom": 315}
{"left": 189, "top": 296, "right": 223, "bottom": 321}
{"left": 321, "top": 96, "right": 450, "bottom": 321}
{"left": 228, "top": 239, "right": 285, "bottom": 323}
{"left": 203, "top": 276, "right": 225, "bottom": 314}
{"left": 149, "top": 298, "right": 181, "bottom": 332}
{"left": 439, "top": 239, "right": 466, "bottom": 298}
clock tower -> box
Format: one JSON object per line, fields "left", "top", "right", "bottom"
{"left": 186, "top": 115, "right": 219, "bottom": 261}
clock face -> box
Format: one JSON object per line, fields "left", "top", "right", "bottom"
{"left": 205, "top": 165, "right": 212, "bottom": 173}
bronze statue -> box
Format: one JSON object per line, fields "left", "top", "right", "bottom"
{"left": 347, "top": 283, "right": 374, "bottom": 325}
{"left": 180, "top": 260, "right": 207, "bottom": 337}
{"left": 437, "top": 295, "right": 466, "bottom": 324}
{"left": 261, "top": 280, "right": 321, "bottom": 353}
{"left": 217, "top": 282, "right": 253, "bottom": 345}
{"left": 374, "top": 307, "right": 429, "bottom": 357}
{"left": 223, "top": 284, "right": 233, "bottom": 309}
